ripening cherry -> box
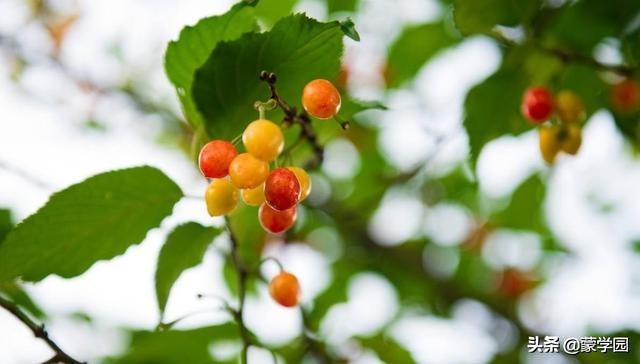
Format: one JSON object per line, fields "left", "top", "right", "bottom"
{"left": 538, "top": 125, "right": 562, "bottom": 164}
{"left": 259, "top": 203, "right": 297, "bottom": 234}
{"left": 242, "top": 184, "right": 265, "bottom": 206}
{"left": 301, "top": 79, "right": 341, "bottom": 119}
{"left": 287, "top": 167, "right": 311, "bottom": 201}
{"left": 269, "top": 271, "right": 301, "bottom": 307}
{"left": 229, "top": 153, "right": 269, "bottom": 189}
{"left": 555, "top": 90, "right": 586, "bottom": 124}
{"left": 521, "top": 86, "right": 554, "bottom": 123}
{"left": 265, "top": 168, "right": 300, "bottom": 211}
{"left": 198, "top": 140, "right": 238, "bottom": 178}
{"left": 611, "top": 79, "right": 640, "bottom": 113}
{"left": 497, "top": 269, "right": 536, "bottom": 298}
{"left": 242, "top": 119, "right": 284, "bottom": 162}
{"left": 561, "top": 125, "right": 582, "bottom": 155}
{"left": 205, "top": 179, "right": 239, "bottom": 216}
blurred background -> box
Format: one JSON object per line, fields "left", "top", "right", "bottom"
{"left": 1, "top": 0, "right": 640, "bottom": 363}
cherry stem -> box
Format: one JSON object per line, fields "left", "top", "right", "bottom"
{"left": 0, "top": 295, "right": 85, "bottom": 364}
{"left": 231, "top": 133, "right": 242, "bottom": 146}
{"left": 259, "top": 256, "right": 285, "bottom": 273}
{"left": 259, "top": 71, "right": 324, "bottom": 169}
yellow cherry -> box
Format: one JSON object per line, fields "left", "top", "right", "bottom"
{"left": 229, "top": 153, "right": 269, "bottom": 189}
{"left": 205, "top": 179, "right": 239, "bottom": 216}
{"left": 242, "top": 119, "right": 284, "bottom": 162}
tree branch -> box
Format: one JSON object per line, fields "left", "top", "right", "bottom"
{"left": 0, "top": 295, "right": 85, "bottom": 364}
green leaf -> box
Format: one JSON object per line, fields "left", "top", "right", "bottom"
{"left": 386, "top": 21, "right": 458, "bottom": 87}
{"left": 155, "top": 223, "right": 222, "bottom": 315}
{"left": 0, "top": 209, "right": 13, "bottom": 243}
{"left": 463, "top": 68, "right": 529, "bottom": 167}
{"left": 339, "top": 98, "right": 386, "bottom": 121}
{"left": 0, "top": 166, "right": 183, "bottom": 282}
{"left": 193, "top": 14, "right": 344, "bottom": 140}
{"left": 545, "top": 0, "right": 640, "bottom": 54}
{"left": 107, "top": 324, "right": 239, "bottom": 364}
{"left": 453, "top": 0, "right": 541, "bottom": 35}
{"left": 359, "top": 333, "right": 416, "bottom": 364}
{"left": 165, "top": 4, "right": 259, "bottom": 127}
{"left": 326, "top": 0, "right": 358, "bottom": 14}
{"left": 254, "top": 0, "right": 298, "bottom": 27}
{"left": 227, "top": 204, "right": 265, "bottom": 266}
{"left": 491, "top": 174, "right": 546, "bottom": 232}
{"left": 0, "top": 282, "right": 46, "bottom": 319}
{"left": 340, "top": 18, "right": 360, "bottom": 41}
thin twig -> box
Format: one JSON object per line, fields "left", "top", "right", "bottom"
{"left": 224, "top": 216, "right": 252, "bottom": 364}
{"left": 259, "top": 71, "right": 325, "bottom": 169}
{"left": 0, "top": 296, "right": 85, "bottom": 364}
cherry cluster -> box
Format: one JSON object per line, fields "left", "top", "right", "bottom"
{"left": 521, "top": 86, "right": 585, "bottom": 164}
{"left": 198, "top": 75, "right": 342, "bottom": 307}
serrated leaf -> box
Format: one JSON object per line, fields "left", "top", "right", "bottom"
{"left": 156, "top": 222, "right": 222, "bottom": 315}
{"left": 463, "top": 68, "right": 529, "bottom": 167}
{"left": 165, "top": 4, "right": 259, "bottom": 127}
{"left": 453, "top": 0, "right": 541, "bottom": 35}
{"left": 106, "top": 324, "right": 239, "bottom": 364}
{"left": 387, "top": 21, "right": 458, "bottom": 87}
{"left": 193, "top": 14, "right": 344, "bottom": 140}
{"left": 0, "top": 166, "right": 183, "bottom": 283}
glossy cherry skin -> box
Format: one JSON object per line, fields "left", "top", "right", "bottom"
{"left": 228, "top": 153, "right": 269, "bottom": 189}
{"left": 269, "top": 271, "right": 301, "bottom": 307}
{"left": 205, "top": 179, "right": 239, "bottom": 216}
{"left": 265, "top": 168, "right": 300, "bottom": 211}
{"left": 302, "top": 79, "right": 341, "bottom": 119}
{"left": 521, "top": 86, "right": 554, "bottom": 123}
{"left": 198, "top": 140, "right": 238, "bottom": 178}
{"left": 259, "top": 203, "right": 297, "bottom": 234}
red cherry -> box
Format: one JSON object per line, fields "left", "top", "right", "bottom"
{"left": 198, "top": 140, "right": 238, "bottom": 178}
{"left": 612, "top": 79, "right": 640, "bottom": 113}
{"left": 264, "top": 168, "right": 300, "bottom": 211}
{"left": 259, "top": 203, "right": 297, "bottom": 234}
{"left": 521, "top": 86, "right": 554, "bottom": 123}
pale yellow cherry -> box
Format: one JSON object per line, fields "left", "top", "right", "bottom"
{"left": 205, "top": 179, "right": 238, "bottom": 216}
{"left": 242, "top": 119, "right": 284, "bottom": 162}
{"left": 242, "top": 184, "right": 266, "bottom": 206}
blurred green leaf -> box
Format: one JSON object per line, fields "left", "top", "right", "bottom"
{"left": 0, "top": 166, "right": 182, "bottom": 282}
{"left": 326, "top": 0, "right": 358, "bottom": 14}
{"left": 156, "top": 223, "right": 222, "bottom": 315}
{"left": 0, "top": 209, "right": 13, "bottom": 243}
{"left": 339, "top": 98, "right": 386, "bottom": 122}
{"left": 0, "top": 282, "right": 46, "bottom": 319}
{"left": 193, "top": 14, "right": 343, "bottom": 140}
{"left": 453, "top": 0, "right": 541, "bottom": 34}
{"left": 340, "top": 17, "right": 360, "bottom": 41}
{"left": 228, "top": 204, "right": 265, "bottom": 266}
{"left": 359, "top": 333, "right": 415, "bottom": 364}
{"left": 254, "top": 0, "right": 298, "bottom": 27}
{"left": 544, "top": 0, "right": 640, "bottom": 54}
{"left": 387, "top": 21, "right": 458, "bottom": 87}
{"left": 107, "top": 324, "right": 239, "bottom": 364}
{"left": 491, "top": 173, "right": 546, "bottom": 232}
{"left": 165, "top": 3, "right": 258, "bottom": 127}
{"left": 463, "top": 67, "right": 529, "bottom": 167}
